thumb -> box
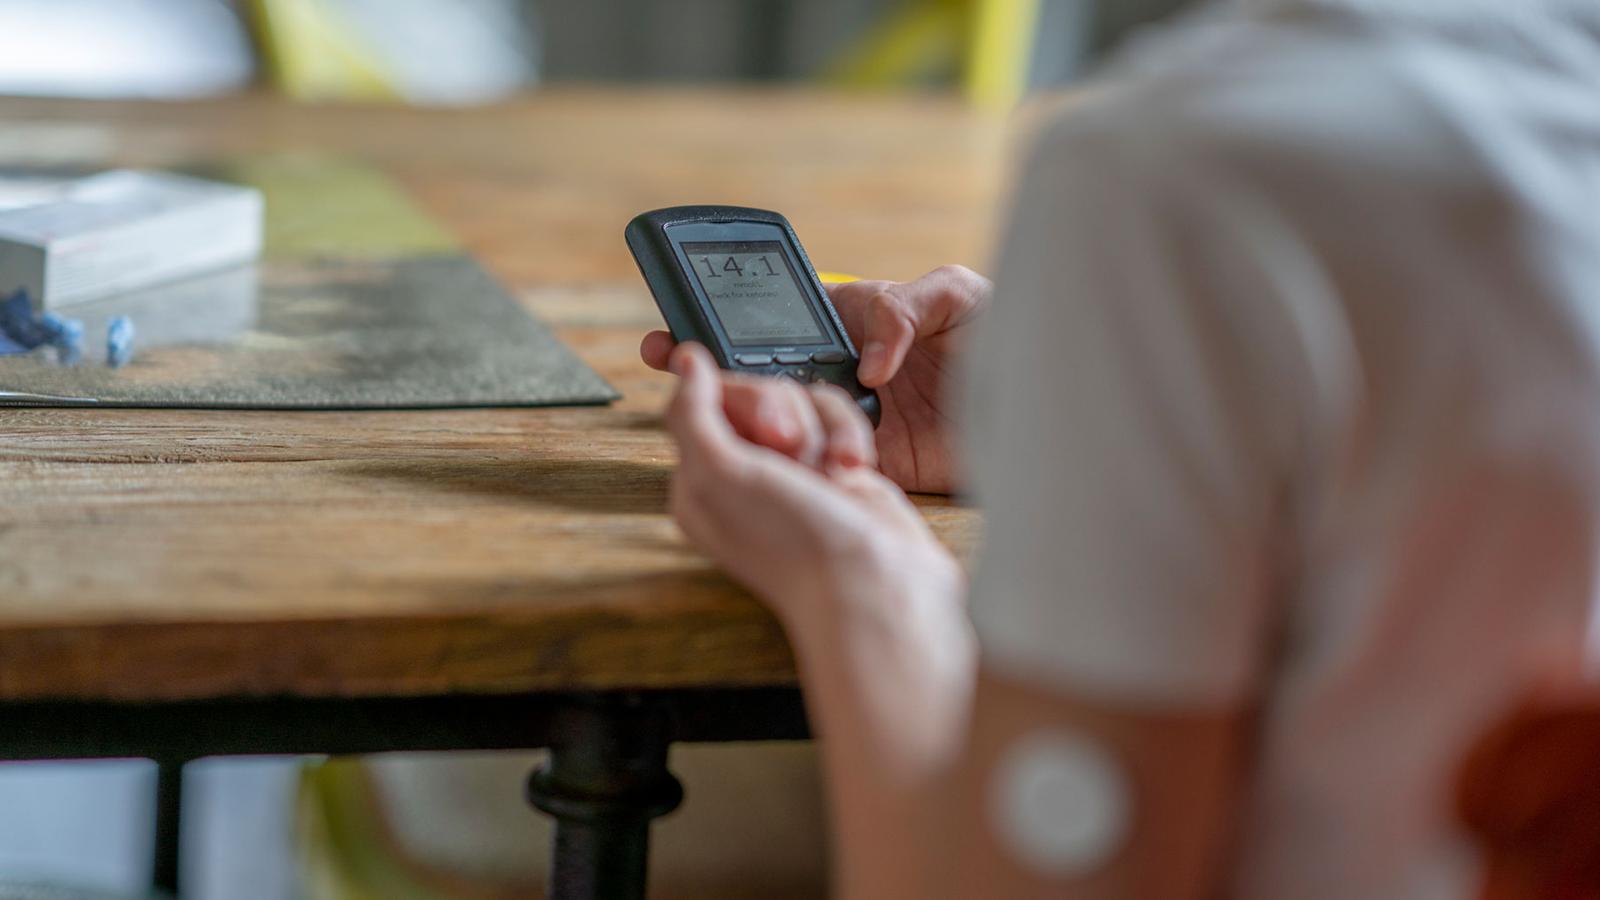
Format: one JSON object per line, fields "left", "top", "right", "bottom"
{"left": 857, "top": 288, "right": 918, "bottom": 387}
{"left": 855, "top": 265, "right": 989, "bottom": 386}
{"left": 667, "top": 343, "right": 738, "bottom": 463}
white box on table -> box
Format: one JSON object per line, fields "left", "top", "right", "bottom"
{"left": 0, "top": 170, "right": 263, "bottom": 310}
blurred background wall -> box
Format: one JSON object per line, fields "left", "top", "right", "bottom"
{"left": 0, "top": 0, "right": 1204, "bottom": 103}
{"left": 538, "top": 0, "right": 1198, "bottom": 85}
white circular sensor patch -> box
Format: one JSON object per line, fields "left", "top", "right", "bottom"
{"left": 989, "top": 729, "right": 1132, "bottom": 877}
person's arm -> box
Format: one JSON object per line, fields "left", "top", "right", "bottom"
{"left": 661, "top": 107, "right": 1315, "bottom": 897}
{"left": 927, "top": 110, "right": 1317, "bottom": 897}
{"left": 940, "top": 673, "right": 1251, "bottom": 900}
{"left": 662, "top": 341, "right": 1269, "bottom": 900}
{"left": 775, "top": 548, "right": 1252, "bottom": 900}
{"left": 660, "top": 343, "right": 973, "bottom": 898}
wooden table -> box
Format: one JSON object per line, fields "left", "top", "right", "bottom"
{"left": 0, "top": 91, "right": 1002, "bottom": 899}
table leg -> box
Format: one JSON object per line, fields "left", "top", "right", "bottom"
{"left": 152, "top": 759, "right": 184, "bottom": 894}
{"left": 526, "top": 696, "right": 684, "bottom": 900}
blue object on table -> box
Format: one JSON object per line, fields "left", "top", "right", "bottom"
{"left": 0, "top": 326, "right": 25, "bottom": 355}
{"left": 0, "top": 289, "right": 84, "bottom": 363}
{"left": 0, "top": 289, "right": 50, "bottom": 351}
{"left": 107, "top": 316, "right": 136, "bottom": 368}
{"left": 42, "top": 313, "right": 84, "bottom": 364}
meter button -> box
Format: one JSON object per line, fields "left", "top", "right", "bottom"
{"left": 734, "top": 353, "right": 774, "bottom": 367}
{"left": 774, "top": 352, "right": 809, "bottom": 365}
{"left": 810, "top": 350, "right": 846, "bottom": 364}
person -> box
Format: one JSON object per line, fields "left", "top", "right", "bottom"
{"left": 640, "top": 0, "right": 1600, "bottom": 897}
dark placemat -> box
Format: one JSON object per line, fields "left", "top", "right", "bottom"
{"left": 0, "top": 157, "right": 618, "bottom": 409}
{"left": 0, "top": 256, "right": 616, "bottom": 408}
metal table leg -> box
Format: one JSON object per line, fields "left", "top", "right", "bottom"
{"left": 526, "top": 696, "right": 684, "bottom": 900}
{"left": 152, "top": 760, "right": 184, "bottom": 895}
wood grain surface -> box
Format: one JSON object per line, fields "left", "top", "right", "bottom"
{"left": 0, "top": 91, "right": 1010, "bottom": 702}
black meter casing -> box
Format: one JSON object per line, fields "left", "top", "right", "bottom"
{"left": 626, "top": 205, "right": 881, "bottom": 426}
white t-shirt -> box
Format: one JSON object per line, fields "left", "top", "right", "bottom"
{"left": 965, "top": 1, "right": 1600, "bottom": 897}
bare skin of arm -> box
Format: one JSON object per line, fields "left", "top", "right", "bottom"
{"left": 657, "top": 331, "right": 1250, "bottom": 899}
{"left": 942, "top": 670, "right": 1249, "bottom": 900}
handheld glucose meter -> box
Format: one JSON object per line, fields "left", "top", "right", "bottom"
{"left": 625, "top": 206, "right": 881, "bottom": 426}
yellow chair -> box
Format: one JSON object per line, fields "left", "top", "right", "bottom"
{"left": 297, "top": 760, "right": 459, "bottom": 900}
{"left": 247, "top": 0, "right": 400, "bottom": 102}
{"left": 826, "top": 0, "right": 1043, "bottom": 109}
{"left": 252, "top": 0, "right": 1040, "bottom": 109}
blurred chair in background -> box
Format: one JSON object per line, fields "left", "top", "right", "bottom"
{"left": 824, "top": 0, "right": 1044, "bottom": 109}
{"left": 249, "top": 0, "right": 538, "bottom": 104}
{"left": 0, "top": 0, "right": 1202, "bottom": 105}
{"left": 248, "top": 0, "right": 397, "bottom": 103}
{"left": 297, "top": 747, "right": 828, "bottom": 900}
{"left": 823, "top": 0, "right": 1202, "bottom": 106}
{"left": 535, "top": 0, "right": 1196, "bottom": 103}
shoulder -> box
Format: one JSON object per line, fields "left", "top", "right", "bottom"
{"left": 1024, "top": 12, "right": 1484, "bottom": 203}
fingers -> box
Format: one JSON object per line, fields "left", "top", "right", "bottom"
{"left": 721, "top": 378, "right": 824, "bottom": 465}
{"left": 663, "top": 349, "right": 874, "bottom": 483}
{"left": 797, "top": 280, "right": 912, "bottom": 385}
{"left": 640, "top": 330, "right": 675, "bottom": 371}
{"left": 839, "top": 265, "right": 993, "bottom": 387}
{"left": 648, "top": 338, "right": 818, "bottom": 458}
{"left": 767, "top": 380, "right": 827, "bottom": 468}
{"left": 650, "top": 331, "right": 803, "bottom": 456}
{"left": 916, "top": 264, "right": 994, "bottom": 311}
{"left": 720, "top": 377, "right": 874, "bottom": 470}
{"left": 665, "top": 345, "right": 872, "bottom": 478}
{"left": 653, "top": 266, "right": 990, "bottom": 385}
{"left": 721, "top": 380, "right": 800, "bottom": 450}
{"left": 665, "top": 343, "right": 740, "bottom": 472}
{"left": 809, "top": 383, "right": 877, "bottom": 469}
{"left": 858, "top": 290, "right": 915, "bottom": 386}
{"left": 823, "top": 279, "right": 894, "bottom": 344}
{"left": 825, "top": 280, "right": 879, "bottom": 305}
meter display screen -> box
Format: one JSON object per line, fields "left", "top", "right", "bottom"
{"left": 681, "top": 241, "right": 828, "bottom": 346}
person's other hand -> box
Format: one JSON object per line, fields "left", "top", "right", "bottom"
{"left": 641, "top": 265, "right": 992, "bottom": 495}
{"left": 663, "top": 342, "right": 962, "bottom": 628}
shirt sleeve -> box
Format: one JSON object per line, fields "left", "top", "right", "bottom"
{"left": 963, "top": 111, "right": 1327, "bottom": 708}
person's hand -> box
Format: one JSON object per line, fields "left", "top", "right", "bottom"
{"left": 642, "top": 265, "right": 992, "bottom": 495}
{"left": 663, "top": 342, "right": 963, "bottom": 629}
